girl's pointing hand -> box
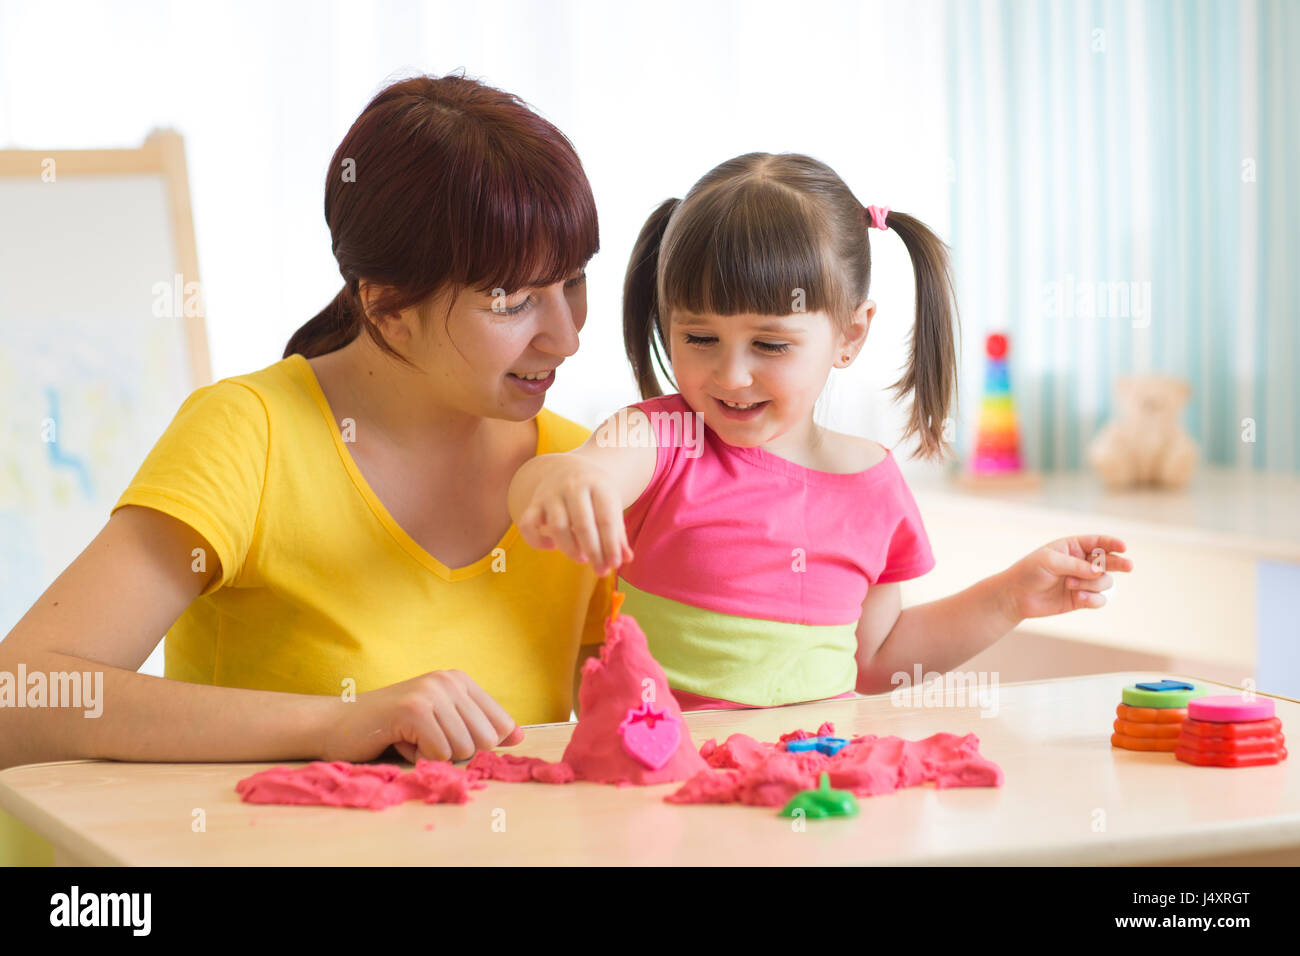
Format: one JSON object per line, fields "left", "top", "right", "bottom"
{"left": 1003, "top": 535, "right": 1134, "bottom": 619}
{"left": 515, "top": 457, "right": 633, "bottom": 576}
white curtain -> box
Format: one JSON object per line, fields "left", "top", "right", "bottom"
{"left": 946, "top": 0, "right": 1300, "bottom": 473}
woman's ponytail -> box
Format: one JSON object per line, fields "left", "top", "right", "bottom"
{"left": 878, "top": 211, "right": 960, "bottom": 461}
{"left": 283, "top": 282, "right": 363, "bottom": 359}
{"left": 623, "top": 198, "right": 681, "bottom": 398}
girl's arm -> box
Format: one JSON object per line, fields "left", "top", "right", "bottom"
{"left": 509, "top": 408, "right": 658, "bottom": 576}
{"left": 854, "top": 535, "right": 1132, "bottom": 694}
{"left": 853, "top": 576, "right": 1021, "bottom": 694}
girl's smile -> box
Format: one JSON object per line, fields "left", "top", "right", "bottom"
{"left": 714, "top": 396, "right": 771, "bottom": 420}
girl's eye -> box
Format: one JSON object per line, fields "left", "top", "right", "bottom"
{"left": 682, "top": 334, "right": 790, "bottom": 354}
{"left": 565, "top": 273, "right": 587, "bottom": 289}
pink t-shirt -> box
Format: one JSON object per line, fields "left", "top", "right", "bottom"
{"left": 620, "top": 393, "right": 935, "bottom": 627}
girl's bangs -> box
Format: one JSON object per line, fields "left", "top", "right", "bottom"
{"left": 662, "top": 185, "right": 843, "bottom": 320}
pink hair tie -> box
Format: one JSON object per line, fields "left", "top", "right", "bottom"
{"left": 865, "top": 205, "right": 890, "bottom": 230}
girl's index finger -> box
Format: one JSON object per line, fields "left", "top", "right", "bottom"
{"left": 1082, "top": 536, "right": 1132, "bottom": 574}
{"left": 1049, "top": 548, "right": 1098, "bottom": 579}
{"left": 1085, "top": 534, "right": 1126, "bottom": 554}
{"left": 1105, "top": 552, "right": 1135, "bottom": 573}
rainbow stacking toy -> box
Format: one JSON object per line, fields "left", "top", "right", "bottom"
{"left": 971, "top": 333, "right": 1025, "bottom": 475}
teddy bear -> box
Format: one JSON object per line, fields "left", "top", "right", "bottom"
{"left": 1086, "top": 375, "right": 1198, "bottom": 490}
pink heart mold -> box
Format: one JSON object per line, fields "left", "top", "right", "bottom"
{"left": 618, "top": 702, "right": 682, "bottom": 770}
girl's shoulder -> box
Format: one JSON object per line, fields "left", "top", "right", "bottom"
{"left": 617, "top": 393, "right": 698, "bottom": 449}
{"left": 830, "top": 433, "right": 890, "bottom": 472}
{"left": 801, "top": 429, "right": 890, "bottom": 475}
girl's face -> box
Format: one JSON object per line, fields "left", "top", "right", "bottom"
{"left": 668, "top": 306, "right": 870, "bottom": 447}
{"left": 391, "top": 268, "right": 590, "bottom": 420}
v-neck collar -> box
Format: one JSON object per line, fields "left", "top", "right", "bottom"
{"left": 287, "top": 352, "right": 544, "bottom": 582}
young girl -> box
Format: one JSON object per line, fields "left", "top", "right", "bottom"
{"left": 510, "top": 151, "right": 1131, "bottom": 711}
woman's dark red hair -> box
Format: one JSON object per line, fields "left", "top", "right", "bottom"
{"left": 285, "top": 73, "right": 599, "bottom": 362}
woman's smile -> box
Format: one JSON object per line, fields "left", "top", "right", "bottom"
{"left": 507, "top": 367, "right": 557, "bottom": 394}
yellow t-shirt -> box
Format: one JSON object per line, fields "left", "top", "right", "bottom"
{"left": 111, "top": 353, "right": 612, "bottom": 726}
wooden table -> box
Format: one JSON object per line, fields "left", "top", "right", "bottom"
{"left": 2, "top": 673, "right": 1297, "bottom": 866}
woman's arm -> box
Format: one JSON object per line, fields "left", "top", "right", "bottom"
{"left": 0, "top": 506, "right": 524, "bottom": 768}
{"left": 0, "top": 505, "right": 336, "bottom": 769}
{"left": 508, "top": 408, "right": 658, "bottom": 575}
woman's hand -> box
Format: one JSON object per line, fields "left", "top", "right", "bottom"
{"left": 319, "top": 670, "right": 525, "bottom": 763}
{"left": 515, "top": 456, "right": 633, "bottom": 576}
{"left": 1002, "top": 534, "right": 1133, "bottom": 620}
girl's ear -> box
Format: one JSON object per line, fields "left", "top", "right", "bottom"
{"left": 836, "top": 299, "right": 875, "bottom": 366}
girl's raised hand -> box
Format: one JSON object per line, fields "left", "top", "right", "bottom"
{"left": 515, "top": 458, "right": 633, "bottom": 576}
{"left": 319, "top": 669, "right": 525, "bottom": 763}
{"left": 1002, "top": 535, "right": 1134, "bottom": 620}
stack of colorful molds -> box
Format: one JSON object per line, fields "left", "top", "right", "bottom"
{"left": 1111, "top": 680, "right": 1206, "bottom": 752}
{"left": 1176, "top": 695, "right": 1288, "bottom": 767}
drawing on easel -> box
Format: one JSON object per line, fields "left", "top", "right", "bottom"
{"left": 0, "top": 130, "right": 210, "bottom": 635}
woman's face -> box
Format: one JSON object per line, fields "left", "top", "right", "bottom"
{"left": 386, "top": 268, "right": 590, "bottom": 420}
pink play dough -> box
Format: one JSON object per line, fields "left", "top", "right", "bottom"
{"left": 558, "top": 609, "right": 708, "bottom": 785}
{"left": 466, "top": 751, "right": 576, "bottom": 784}
{"left": 470, "top": 607, "right": 709, "bottom": 786}
{"left": 665, "top": 722, "right": 1003, "bottom": 807}
{"left": 237, "top": 606, "right": 703, "bottom": 807}
{"left": 235, "top": 759, "right": 485, "bottom": 810}
{"left": 234, "top": 608, "right": 1002, "bottom": 810}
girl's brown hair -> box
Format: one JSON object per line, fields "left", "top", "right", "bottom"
{"left": 285, "top": 73, "right": 599, "bottom": 363}
{"left": 623, "top": 152, "right": 958, "bottom": 459}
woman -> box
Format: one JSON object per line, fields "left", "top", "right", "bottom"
{"left": 0, "top": 74, "right": 612, "bottom": 772}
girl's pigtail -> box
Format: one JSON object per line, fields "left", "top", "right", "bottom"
{"left": 878, "top": 211, "right": 960, "bottom": 460}
{"left": 623, "top": 198, "right": 681, "bottom": 398}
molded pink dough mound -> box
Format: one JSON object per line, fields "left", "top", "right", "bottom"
{"left": 236, "top": 759, "right": 486, "bottom": 810}
{"left": 459, "top": 609, "right": 708, "bottom": 787}
{"left": 666, "top": 722, "right": 1003, "bottom": 807}
{"left": 561, "top": 611, "right": 709, "bottom": 785}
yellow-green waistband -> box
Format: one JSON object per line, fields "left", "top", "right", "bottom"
{"left": 619, "top": 579, "right": 858, "bottom": 707}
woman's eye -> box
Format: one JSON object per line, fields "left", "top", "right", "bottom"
{"left": 755, "top": 341, "right": 791, "bottom": 354}
{"left": 499, "top": 296, "right": 533, "bottom": 316}
{"left": 496, "top": 275, "right": 584, "bottom": 315}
